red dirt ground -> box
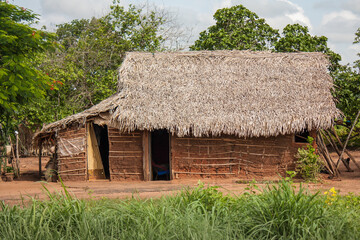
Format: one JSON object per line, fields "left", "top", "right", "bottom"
{"left": 0, "top": 151, "right": 360, "bottom": 205}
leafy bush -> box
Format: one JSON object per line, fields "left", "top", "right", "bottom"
{"left": 295, "top": 136, "right": 322, "bottom": 181}
{"left": 178, "top": 181, "right": 233, "bottom": 212}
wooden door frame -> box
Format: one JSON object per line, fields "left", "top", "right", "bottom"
{"left": 143, "top": 130, "right": 172, "bottom": 181}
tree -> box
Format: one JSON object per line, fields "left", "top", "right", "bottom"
{"left": 353, "top": 27, "right": 360, "bottom": 68}
{"left": 332, "top": 28, "right": 360, "bottom": 123}
{"left": 190, "top": 5, "right": 279, "bottom": 51}
{"left": 39, "top": 3, "right": 170, "bottom": 121}
{"left": 0, "top": 2, "right": 55, "bottom": 139}
{"left": 333, "top": 66, "right": 360, "bottom": 122}
{"left": 275, "top": 24, "right": 341, "bottom": 71}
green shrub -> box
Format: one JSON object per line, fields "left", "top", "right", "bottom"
{"left": 295, "top": 136, "right": 322, "bottom": 181}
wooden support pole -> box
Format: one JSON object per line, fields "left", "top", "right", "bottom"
{"left": 15, "top": 132, "right": 20, "bottom": 176}
{"left": 173, "top": 171, "right": 235, "bottom": 175}
{"left": 142, "top": 131, "right": 150, "bottom": 181}
{"left": 331, "top": 127, "right": 360, "bottom": 170}
{"left": 321, "top": 130, "right": 352, "bottom": 172}
{"left": 8, "top": 136, "right": 16, "bottom": 173}
{"left": 317, "top": 133, "right": 338, "bottom": 177}
{"left": 336, "top": 110, "right": 360, "bottom": 169}
{"left": 58, "top": 168, "right": 86, "bottom": 173}
{"left": 39, "top": 139, "right": 42, "bottom": 177}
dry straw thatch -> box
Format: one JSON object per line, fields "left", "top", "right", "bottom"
{"left": 37, "top": 50, "right": 340, "bottom": 139}
{"left": 35, "top": 94, "right": 122, "bottom": 137}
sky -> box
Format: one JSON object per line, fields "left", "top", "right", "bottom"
{"left": 11, "top": 0, "right": 360, "bottom": 65}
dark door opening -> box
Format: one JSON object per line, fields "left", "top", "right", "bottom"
{"left": 93, "top": 124, "right": 110, "bottom": 179}
{"left": 151, "top": 129, "right": 170, "bottom": 180}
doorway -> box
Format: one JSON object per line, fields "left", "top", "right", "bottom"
{"left": 151, "top": 129, "right": 170, "bottom": 180}
{"left": 92, "top": 124, "right": 110, "bottom": 179}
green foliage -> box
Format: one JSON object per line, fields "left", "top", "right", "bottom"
{"left": 190, "top": 5, "right": 279, "bottom": 51}
{"left": 332, "top": 65, "right": 360, "bottom": 122}
{"left": 0, "top": 2, "right": 56, "bottom": 135}
{"left": 179, "top": 181, "right": 233, "bottom": 211}
{"left": 354, "top": 27, "right": 360, "bottom": 67}
{"left": 1, "top": 180, "right": 360, "bottom": 239}
{"left": 242, "top": 180, "right": 325, "bottom": 239}
{"left": 37, "top": 2, "right": 168, "bottom": 122}
{"left": 285, "top": 170, "right": 297, "bottom": 182}
{"left": 275, "top": 24, "right": 341, "bottom": 70}
{"left": 295, "top": 137, "right": 322, "bottom": 182}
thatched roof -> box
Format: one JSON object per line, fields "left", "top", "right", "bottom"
{"left": 35, "top": 94, "right": 122, "bottom": 137}
{"left": 37, "top": 50, "right": 340, "bottom": 138}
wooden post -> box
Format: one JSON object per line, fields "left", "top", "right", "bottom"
{"left": 336, "top": 110, "right": 360, "bottom": 169}
{"left": 321, "top": 130, "right": 352, "bottom": 172}
{"left": 8, "top": 136, "right": 17, "bottom": 176}
{"left": 39, "top": 139, "right": 42, "bottom": 177}
{"left": 142, "top": 131, "right": 150, "bottom": 181}
{"left": 170, "top": 134, "right": 174, "bottom": 180}
{"left": 331, "top": 127, "right": 360, "bottom": 170}
{"left": 317, "top": 133, "right": 338, "bottom": 177}
{"left": 15, "top": 132, "right": 20, "bottom": 176}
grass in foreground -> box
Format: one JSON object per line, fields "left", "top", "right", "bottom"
{"left": 1, "top": 180, "right": 360, "bottom": 240}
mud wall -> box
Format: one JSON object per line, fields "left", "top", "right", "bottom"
{"left": 171, "top": 134, "right": 306, "bottom": 179}
{"left": 57, "top": 125, "right": 87, "bottom": 181}
{"left": 108, "top": 128, "right": 143, "bottom": 181}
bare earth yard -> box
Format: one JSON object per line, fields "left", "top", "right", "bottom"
{"left": 1, "top": 151, "right": 360, "bottom": 205}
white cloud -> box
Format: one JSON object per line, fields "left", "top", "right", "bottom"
{"left": 313, "top": 0, "right": 340, "bottom": 10}
{"left": 343, "top": 0, "right": 360, "bottom": 15}
{"left": 227, "top": 0, "right": 312, "bottom": 31}
{"left": 280, "top": 0, "right": 312, "bottom": 29}
{"left": 319, "top": 10, "right": 360, "bottom": 43}
{"left": 340, "top": 43, "right": 359, "bottom": 64}
{"left": 219, "top": 0, "right": 232, "bottom": 8}
{"left": 39, "top": 0, "right": 112, "bottom": 25}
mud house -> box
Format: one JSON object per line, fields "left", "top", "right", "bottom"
{"left": 34, "top": 51, "right": 339, "bottom": 181}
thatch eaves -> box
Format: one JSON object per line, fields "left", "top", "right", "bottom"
{"left": 37, "top": 50, "right": 340, "bottom": 139}
{"left": 111, "top": 50, "right": 339, "bottom": 137}
{"left": 35, "top": 94, "right": 122, "bottom": 138}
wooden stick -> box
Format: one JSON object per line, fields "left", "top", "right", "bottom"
{"left": 8, "top": 136, "right": 17, "bottom": 176}
{"left": 175, "top": 157, "right": 237, "bottom": 160}
{"left": 175, "top": 153, "right": 279, "bottom": 160}
{"left": 58, "top": 168, "right": 86, "bottom": 173}
{"left": 58, "top": 129, "right": 85, "bottom": 135}
{"left": 109, "top": 155, "right": 142, "bottom": 158}
{"left": 319, "top": 132, "right": 339, "bottom": 176}
{"left": 336, "top": 110, "right": 360, "bottom": 169}
{"left": 109, "top": 150, "right": 142, "bottom": 153}
{"left": 110, "top": 172, "right": 142, "bottom": 175}
{"left": 173, "top": 171, "right": 235, "bottom": 175}
{"left": 39, "top": 140, "right": 42, "bottom": 177}
{"left": 317, "top": 133, "right": 337, "bottom": 176}
{"left": 331, "top": 127, "right": 360, "bottom": 170}
{"left": 322, "top": 130, "right": 352, "bottom": 171}
{"left": 59, "top": 133, "right": 85, "bottom": 138}
{"left": 59, "top": 174, "right": 86, "bottom": 176}
{"left": 58, "top": 161, "right": 86, "bottom": 166}
{"left": 107, "top": 135, "right": 141, "bottom": 138}
{"left": 15, "top": 133, "right": 20, "bottom": 176}
{"left": 192, "top": 163, "right": 241, "bottom": 166}
{"left": 316, "top": 141, "right": 334, "bottom": 175}
{"left": 176, "top": 143, "right": 287, "bottom": 149}
{"left": 58, "top": 156, "right": 85, "bottom": 160}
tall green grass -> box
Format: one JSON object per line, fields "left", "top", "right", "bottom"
{"left": 1, "top": 180, "right": 360, "bottom": 239}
